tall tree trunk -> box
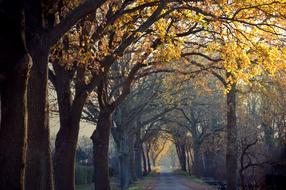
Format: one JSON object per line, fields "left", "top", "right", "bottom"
{"left": 181, "top": 145, "right": 187, "bottom": 172}
{"left": 26, "top": 48, "right": 54, "bottom": 190}
{"left": 186, "top": 146, "right": 191, "bottom": 175}
{"left": 226, "top": 81, "right": 238, "bottom": 190}
{"left": 129, "top": 134, "right": 137, "bottom": 182}
{"left": 134, "top": 131, "right": 143, "bottom": 179}
{"left": 193, "top": 145, "right": 203, "bottom": 178}
{"left": 176, "top": 144, "right": 187, "bottom": 172}
{"left": 118, "top": 153, "right": 130, "bottom": 190}
{"left": 0, "top": 2, "right": 30, "bottom": 189}
{"left": 146, "top": 148, "right": 151, "bottom": 173}
{"left": 91, "top": 111, "right": 112, "bottom": 190}
{"left": 0, "top": 55, "right": 31, "bottom": 190}
{"left": 239, "top": 167, "right": 245, "bottom": 190}
{"left": 53, "top": 65, "right": 87, "bottom": 190}
{"left": 142, "top": 145, "right": 148, "bottom": 176}
{"left": 114, "top": 129, "right": 130, "bottom": 190}
{"left": 54, "top": 122, "right": 80, "bottom": 190}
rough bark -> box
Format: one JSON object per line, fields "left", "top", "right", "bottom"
{"left": 0, "top": 55, "right": 31, "bottom": 190}
{"left": 26, "top": 47, "right": 54, "bottom": 190}
{"left": 226, "top": 81, "right": 238, "bottom": 190}
{"left": 91, "top": 111, "right": 112, "bottom": 190}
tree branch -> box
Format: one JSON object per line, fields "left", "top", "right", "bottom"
{"left": 48, "top": 0, "right": 106, "bottom": 46}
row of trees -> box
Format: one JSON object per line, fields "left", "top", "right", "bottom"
{"left": 158, "top": 70, "right": 286, "bottom": 189}
{"left": 1, "top": 0, "right": 286, "bottom": 190}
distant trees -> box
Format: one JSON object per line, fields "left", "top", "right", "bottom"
{"left": 84, "top": 72, "right": 173, "bottom": 189}
{"left": 161, "top": 76, "right": 225, "bottom": 177}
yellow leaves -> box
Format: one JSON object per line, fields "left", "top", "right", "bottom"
{"left": 224, "top": 76, "right": 235, "bottom": 94}
{"left": 253, "top": 43, "right": 286, "bottom": 76}
{"left": 153, "top": 19, "right": 168, "bottom": 40}
{"left": 192, "top": 13, "right": 205, "bottom": 23}
{"left": 217, "top": 38, "right": 286, "bottom": 95}
{"left": 155, "top": 42, "right": 182, "bottom": 64}
{"left": 221, "top": 42, "right": 245, "bottom": 73}
{"left": 50, "top": 0, "right": 286, "bottom": 92}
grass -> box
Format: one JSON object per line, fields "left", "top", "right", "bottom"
{"left": 76, "top": 177, "right": 120, "bottom": 190}
{"left": 76, "top": 184, "right": 93, "bottom": 190}
{"left": 76, "top": 183, "right": 120, "bottom": 190}
{"left": 127, "top": 184, "right": 142, "bottom": 190}
{"left": 76, "top": 170, "right": 160, "bottom": 190}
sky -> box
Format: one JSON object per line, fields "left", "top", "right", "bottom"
{"left": 50, "top": 114, "right": 96, "bottom": 138}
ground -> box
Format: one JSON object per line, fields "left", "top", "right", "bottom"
{"left": 127, "top": 168, "right": 214, "bottom": 190}
{"left": 154, "top": 172, "right": 193, "bottom": 190}
{"left": 76, "top": 169, "right": 214, "bottom": 190}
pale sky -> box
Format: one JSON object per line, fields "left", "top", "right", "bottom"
{"left": 50, "top": 114, "right": 96, "bottom": 139}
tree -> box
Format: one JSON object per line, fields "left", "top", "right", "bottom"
{"left": 0, "top": 1, "right": 31, "bottom": 189}
{"left": 23, "top": 1, "right": 106, "bottom": 190}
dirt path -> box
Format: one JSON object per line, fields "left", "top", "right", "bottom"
{"left": 154, "top": 172, "right": 189, "bottom": 190}
{"left": 151, "top": 168, "right": 215, "bottom": 190}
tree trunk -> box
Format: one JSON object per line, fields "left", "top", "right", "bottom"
{"left": 129, "top": 134, "right": 137, "bottom": 182}
{"left": 226, "top": 81, "right": 238, "bottom": 190}
{"left": 26, "top": 48, "right": 54, "bottom": 190}
{"left": 181, "top": 145, "right": 187, "bottom": 172}
{"left": 193, "top": 145, "right": 203, "bottom": 178}
{"left": 239, "top": 168, "right": 245, "bottom": 190}
{"left": 0, "top": 2, "right": 30, "bottom": 189}
{"left": 0, "top": 55, "right": 31, "bottom": 190}
{"left": 115, "top": 130, "right": 131, "bottom": 190}
{"left": 176, "top": 144, "right": 187, "bottom": 172}
{"left": 142, "top": 145, "right": 148, "bottom": 176}
{"left": 119, "top": 153, "right": 130, "bottom": 190}
{"left": 53, "top": 64, "right": 87, "bottom": 190}
{"left": 134, "top": 131, "right": 143, "bottom": 179}
{"left": 146, "top": 149, "right": 151, "bottom": 173}
{"left": 186, "top": 146, "right": 191, "bottom": 175}
{"left": 91, "top": 111, "right": 112, "bottom": 190}
{"left": 54, "top": 122, "right": 80, "bottom": 190}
